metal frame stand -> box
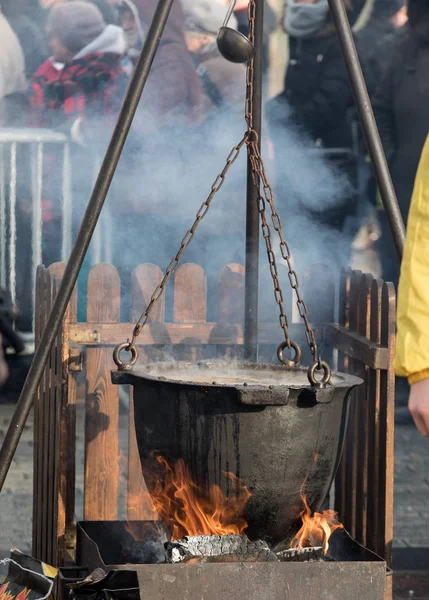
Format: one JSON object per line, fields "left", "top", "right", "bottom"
{"left": 0, "top": 0, "right": 176, "bottom": 491}
{"left": 0, "top": 0, "right": 406, "bottom": 492}
{"left": 327, "top": 0, "right": 405, "bottom": 258}
{"left": 244, "top": 0, "right": 264, "bottom": 361}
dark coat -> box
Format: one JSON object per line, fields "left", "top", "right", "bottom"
{"left": 374, "top": 22, "right": 429, "bottom": 221}
{"left": 355, "top": 21, "right": 400, "bottom": 100}
{"left": 267, "top": 32, "right": 354, "bottom": 150}
{"left": 133, "top": 0, "right": 206, "bottom": 129}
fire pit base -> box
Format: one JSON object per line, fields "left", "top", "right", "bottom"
{"left": 76, "top": 522, "right": 387, "bottom": 600}
{"left": 133, "top": 561, "right": 386, "bottom": 600}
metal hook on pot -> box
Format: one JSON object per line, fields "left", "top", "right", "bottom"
{"left": 113, "top": 342, "right": 138, "bottom": 372}
{"left": 307, "top": 360, "right": 332, "bottom": 389}
{"left": 217, "top": 0, "right": 256, "bottom": 64}
{"left": 277, "top": 340, "right": 302, "bottom": 368}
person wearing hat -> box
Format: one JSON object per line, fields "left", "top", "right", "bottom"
{"left": 116, "top": 0, "right": 145, "bottom": 65}
{"left": 182, "top": 0, "right": 245, "bottom": 118}
{"left": 27, "top": 0, "right": 129, "bottom": 261}
{"left": 29, "top": 1, "right": 128, "bottom": 138}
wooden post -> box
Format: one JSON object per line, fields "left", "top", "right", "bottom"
{"left": 126, "top": 264, "right": 164, "bottom": 521}
{"left": 381, "top": 282, "right": 395, "bottom": 567}
{"left": 173, "top": 263, "right": 207, "bottom": 361}
{"left": 216, "top": 264, "right": 245, "bottom": 359}
{"left": 49, "top": 262, "right": 78, "bottom": 562}
{"left": 367, "top": 279, "right": 383, "bottom": 556}
{"left": 32, "top": 266, "right": 47, "bottom": 562}
{"left": 343, "top": 270, "right": 362, "bottom": 539}
{"left": 355, "top": 273, "right": 373, "bottom": 546}
{"left": 32, "top": 263, "right": 76, "bottom": 567}
{"left": 84, "top": 263, "right": 120, "bottom": 520}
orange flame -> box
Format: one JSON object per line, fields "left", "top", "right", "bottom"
{"left": 290, "top": 493, "right": 343, "bottom": 555}
{"left": 149, "top": 456, "right": 251, "bottom": 540}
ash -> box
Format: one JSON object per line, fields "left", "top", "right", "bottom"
{"left": 165, "top": 534, "right": 278, "bottom": 564}
{"left": 276, "top": 546, "right": 324, "bottom": 562}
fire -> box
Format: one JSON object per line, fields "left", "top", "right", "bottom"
{"left": 150, "top": 456, "right": 251, "bottom": 540}
{"left": 290, "top": 493, "right": 343, "bottom": 555}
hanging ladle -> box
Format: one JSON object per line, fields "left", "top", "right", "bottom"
{"left": 217, "top": 0, "right": 256, "bottom": 64}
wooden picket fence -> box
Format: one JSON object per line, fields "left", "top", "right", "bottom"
{"left": 32, "top": 261, "right": 395, "bottom": 598}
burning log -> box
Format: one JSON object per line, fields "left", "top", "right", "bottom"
{"left": 276, "top": 547, "right": 324, "bottom": 562}
{"left": 165, "top": 535, "right": 278, "bottom": 564}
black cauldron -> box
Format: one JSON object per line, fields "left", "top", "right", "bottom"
{"left": 112, "top": 361, "right": 361, "bottom": 545}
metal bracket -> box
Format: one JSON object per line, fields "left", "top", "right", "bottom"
{"left": 68, "top": 347, "right": 83, "bottom": 372}
{"left": 70, "top": 328, "right": 101, "bottom": 345}
{"left": 65, "top": 524, "right": 77, "bottom": 549}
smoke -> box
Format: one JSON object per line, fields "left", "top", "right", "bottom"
{"left": 100, "top": 85, "right": 355, "bottom": 323}
{"left": 5, "top": 24, "right": 356, "bottom": 329}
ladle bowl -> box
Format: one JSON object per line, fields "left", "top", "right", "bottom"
{"left": 217, "top": 27, "right": 256, "bottom": 63}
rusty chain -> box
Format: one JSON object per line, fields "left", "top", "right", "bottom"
{"left": 113, "top": 136, "right": 248, "bottom": 371}
{"left": 243, "top": 0, "right": 329, "bottom": 383}
{"left": 114, "top": 0, "right": 331, "bottom": 386}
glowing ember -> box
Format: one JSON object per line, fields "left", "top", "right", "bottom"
{"left": 150, "top": 456, "right": 251, "bottom": 540}
{"left": 290, "top": 493, "right": 343, "bottom": 555}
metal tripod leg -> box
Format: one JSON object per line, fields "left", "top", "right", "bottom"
{"left": 0, "top": 0, "right": 176, "bottom": 492}
{"left": 328, "top": 0, "right": 405, "bottom": 258}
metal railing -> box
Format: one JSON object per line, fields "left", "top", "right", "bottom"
{"left": 0, "top": 128, "right": 111, "bottom": 329}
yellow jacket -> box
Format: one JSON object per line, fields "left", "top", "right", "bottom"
{"left": 395, "top": 135, "right": 429, "bottom": 384}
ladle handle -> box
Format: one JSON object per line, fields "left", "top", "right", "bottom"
{"left": 222, "top": 0, "right": 237, "bottom": 28}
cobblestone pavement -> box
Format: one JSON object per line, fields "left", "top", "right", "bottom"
{"left": 0, "top": 404, "right": 427, "bottom": 560}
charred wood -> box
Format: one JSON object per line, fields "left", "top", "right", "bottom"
{"left": 276, "top": 547, "right": 324, "bottom": 562}
{"left": 165, "top": 535, "right": 278, "bottom": 564}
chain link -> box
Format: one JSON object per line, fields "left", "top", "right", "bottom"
{"left": 244, "top": 0, "right": 319, "bottom": 364}
{"left": 120, "top": 136, "right": 247, "bottom": 357}
{"left": 114, "top": 0, "right": 323, "bottom": 375}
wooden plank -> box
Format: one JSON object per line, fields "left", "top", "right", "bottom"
{"left": 216, "top": 264, "right": 245, "bottom": 360}
{"left": 131, "top": 263, "right": 166, "bottom": 364}
{"left": 127, "top": 265, "right": 162, "bottom": 521}
{"left": 217, "top": 264, "right": 245, "bottom": 323}
{"left": 131, "top": 264, "right": 165, "bottom": 324}
{"left": 380, "top": 282, "right": 396, "bottom": 567}
{"left": 173, "top": 263, "right": 207, "bottom": 361}
{"left": 45, "top": 270, "right": 55, "bottom": 565}
{"left": 385, "top": 576, "right": 392, "bottom": 600}
{"left": 49, "top": 262, "right": 78, "bottom": 564}
{"left": 343, "top": 270, "right": 362, "bottom": 539}
{"left": 40, "top": 269, "right": 51, "bottom": 563}
{"left": 174, "top": 264, "right": 207, "bottom": 324}
{"left": 355, "top": 273, "right": 373, "bottom": 546}
{"left": 335, "top": 268, "right": 351, "bottom": 524}
{"left": 69, "top": 322, "right": 321, "bottom": 346}
{"left": 324, "top": 325, "right": 389, "bottom": 369}
{"left": 367, "top": 279, "right": 383, "bottom": 556}
{"left": 32, "top": 266, "right": 45, "bottom": 560}
{"left": 50, "top": 275, "right": 61, "bottom": 566}
{"left": 84, "top": 263, "right": 120, "bottom": 521}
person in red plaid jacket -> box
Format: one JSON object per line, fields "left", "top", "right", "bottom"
{"left": 27, "top": 1, "right": 129, "bottom": 258}
{"left": 29, "top": 1, "right": 129, "bottom": 145}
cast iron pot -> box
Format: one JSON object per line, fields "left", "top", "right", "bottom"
{"left": 112, "top": 361, "right": 362, "bottom": 545}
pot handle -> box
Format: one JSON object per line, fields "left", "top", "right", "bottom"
{"left": 236, "top": 386, "right": 289, "bottom": 406}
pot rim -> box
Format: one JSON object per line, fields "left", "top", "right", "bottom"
{"left": 111, "top": 360, "right": 363, "bottom": 392}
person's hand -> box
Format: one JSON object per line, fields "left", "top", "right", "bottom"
{"left": 409, "top": 378, "right": 429, "bottom": 437}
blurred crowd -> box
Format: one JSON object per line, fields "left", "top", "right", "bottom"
{"left": 0, "top": 1, "right": 424, "bottom": 259}
{"left": 0, "top": 0, "right": 428, "bottom": 349}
